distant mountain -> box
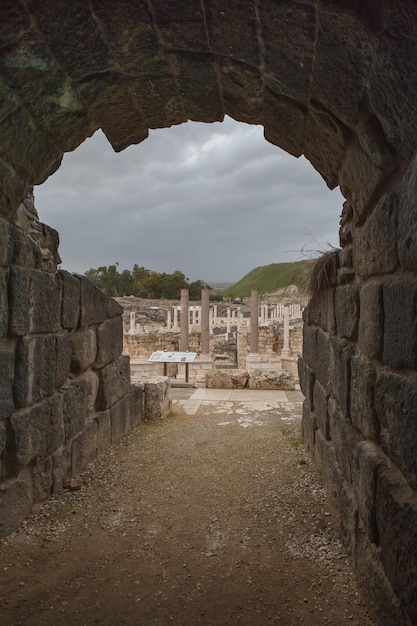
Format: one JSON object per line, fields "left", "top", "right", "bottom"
{"left": 221, "top": 261, "right": 311, "bottom": 298}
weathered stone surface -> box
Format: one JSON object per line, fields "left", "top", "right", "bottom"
{"left": 82, "top": 370, "right": 99, "bottom": 417}
{"left": 375, "top": 370, "right": 417, "bottom": 490}
{"left": 0, "top": 218, "right": 14, "bottom": 266}
{"left": 110, "top": 394, "right": 132, "bottom": 443}
{"left": 0, "top": 477, "right": 32, "bottom": 537}
{"left": 352, "top": 195, "right": 398, "bottom": 278}
{"left": 335, "top": 285, "right": 360, "bottom": 340}
{"left": 0, "top": 269, "right": 8, "bottom": 340}
{"left": 339, "top": 479, "right": 359, "bottom": 558}
{"left": 143, "top": 377, "right": 172, "bottom": 421}
{"left": 13, "top": 335, "right": 56, "bottom": 407}
{"left": 313, "top": 380, "right": 329, "bottom": 440}
{"left": 0, "top": 159, "right": 30, "bottom": 222}
{"left": 55, "top": 333, "right": 72, "bottom": 389}
{"left": 0, "top": 339, "right": 15, "bottom": 419}
{"left": 51, "top": 443, "right": 71, "bottom": 493}
{"left": 329, "top": 406, "right": 362, "bottom": 483}
{"left": 60, "top": 270, "right": 80, "bottom": 329}
{"left": 96, "top": 355, "right": 130, "bottom": 411}
{"left": 352, "top": 441, "right": 388, "bottom": 545}
{"left": 107, "top": 297, "right": 123, "bottom": 319}
{"left": 301, "top": 398, "right": 316, "bottom": 455}
{"left": 358, "top": 282, "right": 384, "bottom": 360}
{"left": 297, "top": 358, "right": 315, "bottom": 411}
{"left": 321, "top": 440, "right": 342, "bottom": 512}
{"left": 72, "top": 420, "right": 98, "bottom": 475}
{"left": 314, "top": 328, "right": 331, "bottom": 390}
{"left": 396, "top": 158, "right": 417, "bottom": 272}
{"left": 350, "top": 356, "right": 379, "bottom": 441}
{"left": 375, "top": 464, "right": 417, "bottom": 624}
{"left": 32, "top": 456, "right": 53, "bottom": 502}
{"left": 308, "top": 289, "right": 336, "bottom": 335}
{"left": 78, "top": 275, "right": 108, "bottom": 327}
{"left": 173, "top": 55, "right": 222, "bottom": 124}
{"left": 70, "top": 328, "right": 97, "bottom": 374}
{"left": 10, "top": 393, "right": 64, "bottom": 467}
{"left": 263, "top": 90, "right": 306, "bottom": 157}
{"left": 0, "top": 420, "right": 6, "bottom": 476}
{"left": 301, "top": 323, "right": 317, "bottom": 370}
{"left": 61, "top": 376, "right": 90, "bottom": 440}
{"left": 95, "top": 316, "right": 123, "bottom": 369}
{"left": 221, "top": 61, "right": 263, "bottom": 126}
{"left": 11, "top": 228, "right": 42, "bottom": 269}
{"left": 383, "top": 277, "right": 417, "bottom": 370}
{"left": 94, "top": 410, "right": 111, "bottom": 454}
{"left": 249, "top": 369, "right": 294, "bottom": 390}
{"left": 206, "top": 369, "right": 248, "bottom": 389}
{"left": 130, "top": 383, "right": 144, "bottom": 428}
{"left": 8, "top": 266, "right": 31, "bottom": 335}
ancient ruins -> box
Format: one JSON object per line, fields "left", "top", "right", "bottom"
{"left": 1, "top": 2, "right": 417, "bottom": 624}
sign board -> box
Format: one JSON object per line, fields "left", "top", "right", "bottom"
{"left": 148, "top": 351, "right": 197, "bottom": 363}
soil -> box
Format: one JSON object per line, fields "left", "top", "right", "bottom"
{"left": 0, "top": 388, "right": 375, "bottom": 626}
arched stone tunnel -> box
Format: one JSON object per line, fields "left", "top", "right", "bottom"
{"left": 1, "top": 2, "right": 417, "bottom": 624}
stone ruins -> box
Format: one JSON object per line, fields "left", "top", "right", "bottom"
{"left": 0, "top": 3, "right": 417, "bottom": 624}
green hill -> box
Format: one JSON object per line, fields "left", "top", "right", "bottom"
{"left": 221, "top": 261, "right": 311, "bottom": 298}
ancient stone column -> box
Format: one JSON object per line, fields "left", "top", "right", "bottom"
{"left": 250, "top": 289, "right": 259, "bottom": 354}
{"left": 180, "top": 289, "right": 189, "bottom": 351}
{"left": 282, "top": 304, "right": 290, "bottom": 357}
{"left": 201, "top": 288, "right": 210, "bottom": 355}
{"left": 166, "top": 309, "right": 172, "bottom": 331}
{"left": 173, "top": 306, "right": 179, "bottom": 331}
{"left": 226, "top": 308, "right": 231, "bottom": 336}
{"left": 129, "top": 312, "right": 136, "bottom": 334}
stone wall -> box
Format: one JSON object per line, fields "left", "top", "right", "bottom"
{"left": 237, "top": 326, "right": 303, "bottom": 369}
{"left": 0, "top": 221, "right": 144, "bottom": 537}
{"left": 298, "top": 165, "right": 417, "bottom": 625}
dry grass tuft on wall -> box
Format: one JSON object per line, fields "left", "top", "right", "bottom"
{"left": 308, "top": 249, "right": 340, "bottom": 297}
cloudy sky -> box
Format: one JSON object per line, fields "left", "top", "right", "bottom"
{"left": 35, "top": 115, "right": 344, "bottom": 284}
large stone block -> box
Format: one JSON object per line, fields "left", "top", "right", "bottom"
{"left": 130, "top": 383, "right": 144, "bottom": 428}
{"left": 0, "top": 339, "right": 15, "bottom": 419}
{"left": 0, "top": 159, "right": 30, "bottom": 222}
{"left": 29, "top": 270, "right": 62, "bottom": 333}
{"left": 61, "top": 376, "right": 90, "bottom": 440}
{"left": 72, "top": 420, "right": 98, "bottom": 475}
{"left": 263, "top": 89, "right": 306, "bottom": 157}
{"left": 375, "top": 465, "right": 417, "bottom": 624}
{"left": 206, "top": 369, "right": 248, "bottom": 389}
{"left": 0, "top": 420, "right": 6, "bottom": 476}
{"left": 10, "top": 393, "right": 64, "bottom": 468}
{"left": 144, "top": 376, "right": 172, "bottom": 421}
{"left": 60, "top": 270, "right": 80, "bottom": 329}
{"left": 352, "top": 194, "right": 398, "bottom": 278}
{"left": 249, "top": 369, "right": 294, "bottom": 390}
{"left": 321, "top": 439, "right": 342, "bottom": 512}
{"left": 110, "top": 393, "right": 132, "bottom": 443}
{"left": 352, "top": 441, "right": 388, "bottom": 545}
{"left": 0, "top": 217, "right": 14, "bottom": 266}
{"left": 335, "top": 285, "right": 360, "bottom": 340}
{"left": 94, "top": 410, "right": 111, "bottom": 454}
{"left": 313, "top": 380, "right": 329, "bottom": 439}
{"left": 396, "top": 157, "right": 417, "bottom": 272}
{"left": 383, "top": 277, "right": 417, "bottom": 370}
{"left": 339, "top": 480, "right": 359, "bottom": 558}
{"left": 13, "top": 335, "right": 56, "bottom": 407}
{"left": 358, "top": 282, "right": 384, "bottom": 360}
{"left": 55, "top": 333, "right": 72, "bottom": 389}
{"left": 0, "top": 477, "right": 32, "bottom": 537}
{"left": 82, "top": 369, "right": 99, "bottom": 417}
{"left": 301, "top": 322, "right": 317, "bottom": 369}
{"left": 297, "top": 358, "right": 315, "bottom": 411}
{"left": 0, "top": 268, "right": 8, "bottom": 339}
{"left": 96, "top": 355, "right": 130, "bottom": 411}
{"left": 8, "top": 266, "right": 31, "bottom": 335}
{"left": 301, "top": 398, "right": 315, "bottom": 454}
{"left": 11, "top": 228, "right": 42, "bottom": 269}
{"left": 350, "top": 356, "right": 379, "bottom": 441}
{"left": 32, "top": 456, "right": 53, "bottom": 502}
{"left": 78, "top": 275, "right": 108, "bottom": 327}
{"left": 375, "top": 370, "right": 417, "bottom": 490}
{"left": 329, "top": 406, "right": 362, "bottom": 484}
{"left": 51, "top": 443, "right": 71, "bottom": 493}
{"left": 314, "top": 328, "right": 331, "bottom": 390}
{"left": 95, "top": 316, "right": 123, "bottom": 368}
{"left": 220, "top": 60, "right": 263, "bottom": 126}
{"left": 70, "top": 327, "right": 97, "bottom": 374}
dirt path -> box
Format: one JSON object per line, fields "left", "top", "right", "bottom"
{"left": 0, "top": 389, "right": 374, "bottom": 626}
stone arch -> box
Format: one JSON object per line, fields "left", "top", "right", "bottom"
{"left": 1, "top": 3, "right": 417, "bottom": 625}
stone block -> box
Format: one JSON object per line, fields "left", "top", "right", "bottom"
{"left": 313, "top": 380, "right": 329, "bottom": 439}
{"left": 107, "top": 297, "right": 123, "bottom": 319}
{"left": 8, "top": 266, "right": 31, "bottom": 335}
{"left": 81, "top": 370, "right": 99, "bottom": 417}
{"left": 95, "top": 316, "right": 123, "bottom": 368}
{"left": 10, "top": 393, "right": 64, "bottom": 468}
{"left": 220, "top": 60, "right": 263, "bottom": 125}
{"left": 110, "top": 394, "right": 132, "bottom": 443}
{"left": 339, "top": 479, "right": 359, "bottom": 558}
{"left": 0, "top": 268, "right": 8, "bottom": 339}
{"left": 383, "top": 277, "right": 417, "bottom": 370}
{"left": 350, "top": 356, "right": 379, "bottom": 441}
{"left": 130, "top": 384, "right": 144, "bottom": 428}
{"left": 51, "top": 443, "right": 71, "bottom": 493}
{"left": 249, "top": 369, "right": 294, "bottom": 390}
{"left": 297, "top": 358, "right": 315, "bottom": 411}
{"left": 206, "top": 369, "right": 248, "bottom": 389}
{"left": 335, "top": 285, "right": 360, "bottom": 340}
{"left": 352, "top": 195, "right": 398, "bottom": 278}
{"left": 144, "top": 377, "right": 172, "bottom": 421}
{"left": 94, "top": 410, "right": 111, "bottom": 454}
{"left": 78, "top": 275, "right": 108, "bottom": 327}
{"left": 358, "top": 282, "right": 384, "bottom": 360}
{"left": 29, "top": 270, "right": 62, "bottom": 333}
{"left": 302, "top": 323, "right": 317, "bottom": 370}
{"left": 314, "top": 328, "right": 331, "bottom": 390}
{"left": 72, "top": 420, "right": 98, "bottom": 476}
{"left": 329, "top": 408, "right": 362, "bottom": 484}
{"left": 55, "top": 333, "right": 72, "bottom": 389}
{"left": 32, "top": 456, "right": 53, "bottom": 502}
{"left": 352, "top": 441, "right": 388, "bottom": 545}
{"left": 61, "top": 376, "right": 90, "bottom": 440}
{"left": 396, "top": 158, "right": 417, "bottom": 272}
{"left": 0, "top": 420, "right": 5, "bottom": 476}
{"left": 339, "top": 344, "right": 354, "bottom": 420}
{"left": 375, "top": 464, "right": 417, "bottom": 624}
{"left": 263, "top": 89, "right": 306, "bottom": 157}
{"left": 13, "top": 335, "right": 56, "bottom": 407}
{"left": 60, "top": 270, "right": 80, "bottom": 329}
{"left": 321, "top": 440, "right": 342, "bottom": 512}
{"left": 0, "top": 160, "right": 30, "bottom": 223}
{"left": 0, "top": 477, "right": 32, "bottom": 537}
{"left": 96, "top": 355, "right": 130, "bottom": 411}
{"left": 301, "top": 398, "right": 315, "bottom": 454}
{"left": 11, "top": 229, "right": 42, "bottom": 269}
{"left": 375, "top": 370, "right": 417, "bottom": 490}
{"left": 0, "top": 217, "right": 14, "bottom": 266}
{"left": 70, "top": 327, "right": 97, "bottom": 374}
{"left": 0, "top": 339, "right": 15, "bottom": 419}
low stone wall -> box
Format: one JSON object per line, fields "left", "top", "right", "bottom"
{"left": 206, "top": 368, "right": 295, "bottom": 390}
{"left": 237, "top": 326, "right": 302, "bottom": 369}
